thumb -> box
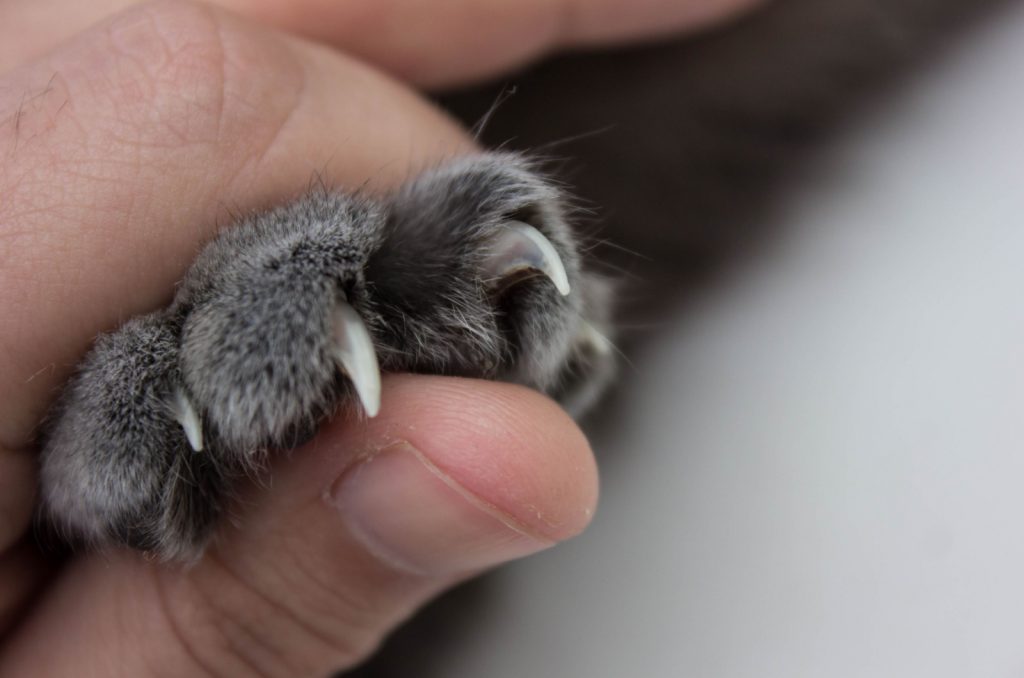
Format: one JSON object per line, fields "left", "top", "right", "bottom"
{"left": 0, "top": 375, "right": 598, "bottom": 677}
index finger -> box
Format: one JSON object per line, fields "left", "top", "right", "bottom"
{"left": 0, "top": 0, "right": 762, "bottom": 86}
{"left": 0, "top": 1, "right": 473, "bottom": 449}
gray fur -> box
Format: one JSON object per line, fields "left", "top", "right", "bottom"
{"left": 39, "top": 152, "right": 614, "bottom": 561}
{"left": 178, "top": 194, "right": 388, "bottom": 454}
{"left": 40, "top": 312, "right": 228, "bottom": 559}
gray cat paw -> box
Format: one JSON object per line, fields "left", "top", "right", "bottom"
{"left": 40, "top": 153, "right": 614, "bottom": 561}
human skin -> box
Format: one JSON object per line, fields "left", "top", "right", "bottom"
{"left": 0, "top": 0, "right": 761, "bottom": 84}
{"left": 0, "top": 1, "right": 757, "bottom": 675}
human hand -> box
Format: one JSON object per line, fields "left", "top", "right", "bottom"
{"left": 0, "top": 1, "right": 758, "bottom": 675}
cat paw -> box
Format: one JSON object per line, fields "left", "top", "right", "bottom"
{"left": 40, "top": 153, "right": 614, "bottom": 561}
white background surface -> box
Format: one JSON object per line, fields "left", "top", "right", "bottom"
{"left": 433, "top": 4, "right": 1024, "bottom": 676}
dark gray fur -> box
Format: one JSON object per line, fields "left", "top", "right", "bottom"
{"left": 40, "top": 153, "right": 614, "bottom": 561}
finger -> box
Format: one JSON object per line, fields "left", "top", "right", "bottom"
{"left": 0, "top": 376, "right": 599, "bottom": 677}
{"left": 0, "top": 0, "right": 473, "bottom": 449}
{"left": 0, "top": 0, "right": 763, "bottom": 86}
{"left": 213, "top": 0, "right": 764, "bottom": 86}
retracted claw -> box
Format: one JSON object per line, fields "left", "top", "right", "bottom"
{"left": 332, "top": 300, "right": 382, "bottom": 417}
{"left": 483, "top": 221, "right": 571, "bottom": 296}
{"left": 171, "top": 388, "right": 204, "bottom": 452}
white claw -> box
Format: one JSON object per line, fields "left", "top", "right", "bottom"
{"left": 485, "top": 221, "right": 571, "bottom": 296}
{"left": 332, "top": 300, "right": 382, "bottom": 417}
{"left": 171, "top": 388, "right": 204, "bottom": 452}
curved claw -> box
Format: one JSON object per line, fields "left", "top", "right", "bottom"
{"left": 484, "top": 221, "right": 571, "bottom": 296}
{"left": 332, "top": 300, "right": 382, "bottom": 418}
{"left": 171, "top": 388, "right": 204, "bottom": 452}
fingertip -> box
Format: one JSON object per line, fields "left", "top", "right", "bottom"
{"left": 344, "top": 375, "right": 600, "bottom": 543}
